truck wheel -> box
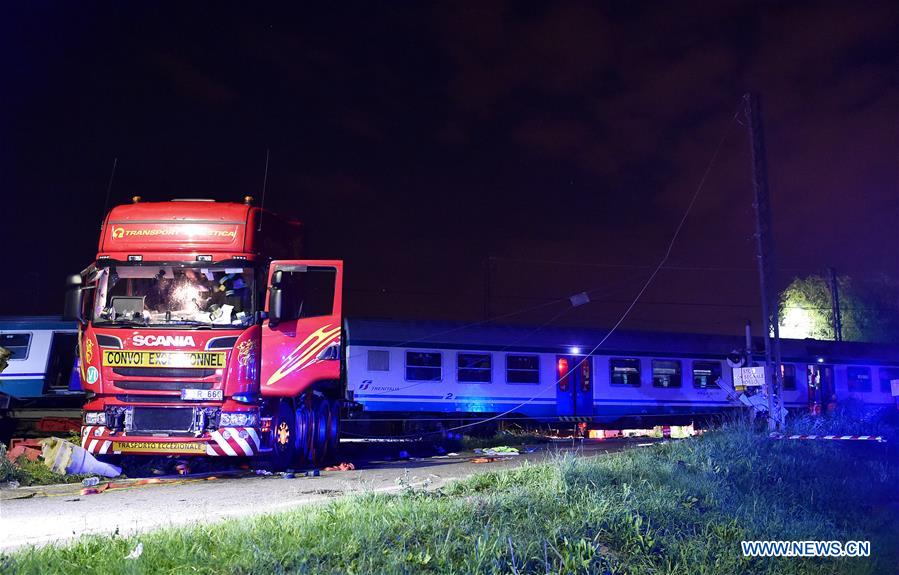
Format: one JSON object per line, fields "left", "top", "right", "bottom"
{"left": 268, "top": 399, "right": 296, "bottom": 471}
{"left": 294, "top": 395, "right": 314, "bottom": 466}
{"left": 309, "top": 396, "right": 330, "bottom": 467}
{"left": 326, "top": 399, "right": 340, "bottom": 461}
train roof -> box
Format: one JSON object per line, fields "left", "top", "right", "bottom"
{"left": 0, "top": 316, "right": 78, "bottom": 330}
{"left": 345, "top": 318, "right": 899, "bottom": 364}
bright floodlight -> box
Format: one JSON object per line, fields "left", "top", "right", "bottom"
{"left": 779, "top": 307, "right": 815, "bottom": 339}
{"left": 569, "top": 346, "right": 581, "bottom": 355}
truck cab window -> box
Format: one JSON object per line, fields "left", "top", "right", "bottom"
{"left": 276, "top": 267, "right": 336, "bottom": 320}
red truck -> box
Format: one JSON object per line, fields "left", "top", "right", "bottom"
{"left": 64, "top": 197, "right": 345, "bottom": 469}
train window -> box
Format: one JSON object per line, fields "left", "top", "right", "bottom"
{"left": 506, "top": 355, "right": 539, "bottom": 384}
{"left": 779, "top": 364, "right": 797, "bottom": 390}
{"left": 610, "top": 358, "right": 641, "bottom": 386}
{"left": 457, "top": 353, "right": 492, "bottom": 383}
{"left": 652, "top": 360, "right": 682, "bottom": 388}
{"left": 405, "top": 351, "right": 442, "bottom": 381}
{"left": 692, "top": 361, "right": 721, "bottom": 389}
{"left": 846, "top": 367, "right": 872, "bottom": 392}
{"left": 878, "top": 367, "right": 899, "bottom": 393}
{"left": 0, "top": 333, "right": 31, "bottom": 360}
{"left": 367, "top": 350, "right": 390, "bottom": 372}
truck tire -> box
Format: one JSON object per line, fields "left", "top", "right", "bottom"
{"left": 294, "top": 395, "right": 314, "bottom": 466}
{"left": 268, "top": 399, "right": 297, "bottom": 471}
{"left": 326, "top": 399, "right": 340, "bottom": 461}
{"left": 309, "top": 396, "right": 330, "bottom": 467}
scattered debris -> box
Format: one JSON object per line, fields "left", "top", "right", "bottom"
{"left": 5, "top": 440, "right": 42, "bottom": 464}
{"left": 323, "top": 462, "right": 355, "bottom": 471}
{"left": 81, "top": 477, "right": 100, "bottom": 487}
{"left": 125, "top": 542, "right": 144, "bottom": 560}
{"left": 7, "top": 480, "right": 20, "bottom": 489}
{"left": 471, "top": 457, "right": 497, "bottom": 464}
{"left": 475, "top": 446, "right": 520, "bottom": 457}
{"left": 254, "top": 469, "right": 274, "bottom": 476}
{"left": 41, "top": 437, "right": 121, "bottom": 477}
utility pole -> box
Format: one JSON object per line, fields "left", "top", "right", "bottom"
{"left": 828, "top": 267, "right": 843, "bottom": 341}
{"left": 744, "top": 93, "right": 785, "bottom": 430}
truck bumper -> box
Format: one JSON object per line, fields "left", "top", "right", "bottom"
{"left": 80, "top": 425, "right": 262, "bottom": 457}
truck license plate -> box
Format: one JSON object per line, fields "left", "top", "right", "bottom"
{"left": 181, "top": 389, "right": 223, "bottom": 401}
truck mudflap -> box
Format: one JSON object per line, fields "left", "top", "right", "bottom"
{"left": 81, "top": 426, "right": 262, "bottom": 457}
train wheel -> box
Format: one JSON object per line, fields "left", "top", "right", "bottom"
{"left": 268, "top": 399, "right": 296, "bottom": 471}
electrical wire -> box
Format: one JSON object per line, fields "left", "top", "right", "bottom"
{"left": 350, "top": 105, "right": 743, "bottom": 439}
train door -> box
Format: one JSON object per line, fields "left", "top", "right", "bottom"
{"left": 807, "top": 364, "right": 835, "bottom": 415}
{"left": 556, "top": 355, "right": 593, "bottom": 420}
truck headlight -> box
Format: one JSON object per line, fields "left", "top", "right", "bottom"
{"left": 84, "top": 411, "right": 107, "bottom": 426}
{"left": 219, "top": 411, "right": 258, "bottom": 427}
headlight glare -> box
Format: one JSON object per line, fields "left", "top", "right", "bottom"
{"left": 84, "top": 411, "right": 107, "bottom": 426}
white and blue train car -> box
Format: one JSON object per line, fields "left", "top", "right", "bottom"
{"left": 0, "top": 316, "right": 83, "bottom": 439}
{"left": 344, "top": 319, "right": 898, "bottom": 429}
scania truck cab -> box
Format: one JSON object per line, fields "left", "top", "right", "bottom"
{"left": 64, "top": 197, "right": 344, "bottom": 468}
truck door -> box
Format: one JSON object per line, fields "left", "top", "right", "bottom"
{"left": 261, "top": 261, "right": 343, "bottom": 398}
{"left": 556, "top": 355, "right": 593, "bottom": 420}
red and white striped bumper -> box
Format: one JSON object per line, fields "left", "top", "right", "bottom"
{"left": 80, "top": 426, "right": 261, "bottom": 456}
{"left": 206, "top": 427, "right": 261, "bottom": 456}
{"left": 81, "top": 425, "right": 114, "bottom": 455}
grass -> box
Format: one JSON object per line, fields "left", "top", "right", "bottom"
{"left": 3, "top": 415, "right": 898, "bottom": 575}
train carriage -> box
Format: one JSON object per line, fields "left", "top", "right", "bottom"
{"left": 0, "top": 316, "right": 83, "bottom": 440}
{"left": 345, "top": 319, "right": 898, "bottom": 430}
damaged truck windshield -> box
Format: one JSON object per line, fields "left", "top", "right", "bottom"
{"left": 91, "top": 264, "right": 256, "bottom": 327}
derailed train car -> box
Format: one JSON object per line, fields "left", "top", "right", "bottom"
{"left": 345, "top": 319, "right": 899, "bottom": 431}
{"left": 0, "top": 316, "right": 83, "bottom": 440}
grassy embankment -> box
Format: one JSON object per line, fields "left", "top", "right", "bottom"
{"left": 3, "top": 415, "right": 898, "bottom": 574}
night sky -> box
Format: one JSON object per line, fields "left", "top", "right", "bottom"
{"left": 2, "top": 2, "right": 897, "bottom": 337}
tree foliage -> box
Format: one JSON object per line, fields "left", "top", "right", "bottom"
{"left": 778, "top": 274, "right": 899, "bottom": 342}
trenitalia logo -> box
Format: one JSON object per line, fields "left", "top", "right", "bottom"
{"left": 132, "top": 335, "right": 196, "bottom": 347}
{"left": 266, "top": 324, "right": 340, "bottom": 386}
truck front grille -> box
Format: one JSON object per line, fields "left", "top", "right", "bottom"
{"left": 113, "top": 367, "right": 217, "bottom": 378}
{"left": 115, "top": 381, "right": 214, "bottom": 391}
{"left": 130, "top": 407, "right": 195, "bottom": 433}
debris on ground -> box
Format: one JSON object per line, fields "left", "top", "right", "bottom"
{"left": 471, "top": 457, "right": 498, "bottom": 464}
{"left": 81, "top": 477, "right": 100, "bottom": 487}
{"left": 5, "top": 440, "right": 43, "bottom": 464}
{"left": 323, "top": 462, "right": 355, "bottom": 471}
{"left": 475, "top": 446, "right": 520, "bottom": 456}
{"left": 41, "top": 437, "right": 121, "bottom": 477}
{"left": 254, "top": 469, "right": 274, "bottom": 476}
{"left": 125, "top": 542, "right": 144, "bottom": 560}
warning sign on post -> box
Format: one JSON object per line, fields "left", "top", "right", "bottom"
{"left": 733, "top": 366, "right": 766, "bottom": 388}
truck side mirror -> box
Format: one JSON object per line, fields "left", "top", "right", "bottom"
{"left": 269, "top": 286, "right": 283, "bottom": 326}
{"left": 63, "top": 274, "right": 84, "bottom": 323}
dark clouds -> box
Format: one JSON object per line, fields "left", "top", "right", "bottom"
{"left": 1, "top": 1, "right": 896, "bottom": 336}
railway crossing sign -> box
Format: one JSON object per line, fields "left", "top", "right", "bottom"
{"left": 733, "top": 366, "right": 766, "bottom": 389}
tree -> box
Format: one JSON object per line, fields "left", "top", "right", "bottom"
{"left": 778, "top": 274, "right": 899, "bottom": 342}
